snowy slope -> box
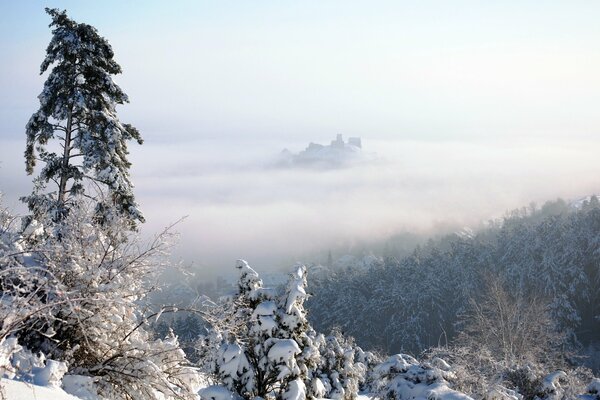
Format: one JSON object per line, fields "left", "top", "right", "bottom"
{"left": 0, "top": 378, "right": 82, "bottom": 400}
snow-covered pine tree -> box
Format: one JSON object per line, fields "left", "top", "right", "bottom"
{"left": 200, "top": 262, "right": 322, "bottom": 400}
{"left": 23, "top": 8, "right": 143, "bottom": 228}
{"left": 312, "top": 329, "right": 366, "bottom": 400}
{"left": 278, "top": 265, "right": 319, "bottom": 395}
{"left": 201, "top": 260, "right": 284, "bottom": 398}
{"left": 199, "top": 262, "right": 376, "bottom": 400}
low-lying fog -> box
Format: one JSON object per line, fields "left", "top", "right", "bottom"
{"left": 2, "top": 2, "right": 600, "bottom": 278}
{"left": 130, "top": 135, "right": 600, "bottom": 276}
{"left": 3, "top": 134, "right": 600, "bottom": 278}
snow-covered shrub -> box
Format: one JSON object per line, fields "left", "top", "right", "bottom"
{"left": 372, "top": 353, "right": 472, "bottom": 400}
{"left": 579, "top": 378, "right": 600, "bottom": 400}
{"left": 423, "top": 346, "right": 501, "bottom": 398}
{"left": 0, "top": 195, "right": 61, "bottom": 350}
{"left": 312, "top": 328, "right": 377, "bottom": 400}
{"left": 424, "top": 346, "right": 595, "bottom": 400}
{"left": 1, "top": 197, "right": 200, "bottom": 399}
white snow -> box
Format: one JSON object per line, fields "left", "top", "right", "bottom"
{"left": 32, "top": 359, "right": 68, "bottom": 388}
{"left": 267, "top": 339, "right": 301, "bottom": 363}
{"left": 588, "top": 378, "right": 600, "bottom": 394}
{"left": 253, "top": 301, "right": 277, "bottom": 316}
{"left": 283, "top": 378, "right": 306, "bottom": 400}
{"left": 199, "top": 385, "right": 236, "bottom": 400}
{"left": 540, "top": 370, "right": 567, "bottom": 393}
{"left": 0, "top": 378, "right": 82, "bottom": 400}
{"left": 61, "top": 375, "right": 100, "bottom": 400}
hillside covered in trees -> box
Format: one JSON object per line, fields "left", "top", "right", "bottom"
{"left": 308, "top": 199, "right": 600, "bottom": 362}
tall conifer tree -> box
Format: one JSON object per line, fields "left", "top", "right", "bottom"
{"left": 23, "top": 8, "right": 143, "bottom": 226}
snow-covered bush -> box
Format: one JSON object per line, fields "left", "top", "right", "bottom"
{"left": 424, "top": 346, "right": 595, "bottom": 400}
{"left": 312, "top": 328, "right": 377, "bottom": 400}
{"left": 372, "top": 353, "right": 472, "bottom": 400}
{"left": 1, "top": 197, "right": 200, "bottom": 399}
{"left": 423, "top": 346, "right": 502, "bottom": 398}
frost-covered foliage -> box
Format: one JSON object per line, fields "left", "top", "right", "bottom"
{"left": 311, "top": 328, "right": 380, "bottom": 400}
{"left": 307, "top": 198, "right": 600, "bottom": 357}
{"left": 371, "top": 353, "right": 472, "bottom": 400}
{"left": 0, "top": 196, "right": 200, "bottom": 399}
{"left": 457, "top": 273, "right": 564, "bottom": 366}
{"left": 23, "top": 8, "right": 143, "bottom": 226}
{"left": 199, "top": 261, "right": 310, "bottom": 399}
{"left": 198, "top": 261, "right": 372, "bottom": 400}
{"left": 423, "top": 346, "right": 595, "bottom": 400}
{"left": 154, "top": 313, "right": 207, "bottom": 362}
{"left": 580, "top": 378, "right": 600, "bottom": 400}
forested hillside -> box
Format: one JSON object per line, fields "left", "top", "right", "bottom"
{"left": 307, "top": 198, "right": 600, "bottom": 364}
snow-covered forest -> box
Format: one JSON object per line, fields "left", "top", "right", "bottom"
{"left": 1, "top": 4, "right": 600, "bottom": 400}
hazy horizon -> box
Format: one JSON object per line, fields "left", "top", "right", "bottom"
{"left": 2, "top": 1, "right": 600, "bottom": 276}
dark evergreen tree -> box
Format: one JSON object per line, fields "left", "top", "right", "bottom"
{"left": 23, "top": 8, "right": 143, "bottom": 227}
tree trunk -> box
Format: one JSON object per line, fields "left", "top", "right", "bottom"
{"left": 58, "top": 108, "right": 73, "bottom": 206}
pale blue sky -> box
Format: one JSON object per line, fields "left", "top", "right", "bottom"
{"left": 2, "top": 1, "right": 600, "bottom": 141}
{"left": 1, "top": 1, "right": 600, "bottom": 272}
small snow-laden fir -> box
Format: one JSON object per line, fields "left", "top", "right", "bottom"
{"left": 23, "top": 8, "right": 143, "bottom": 228}
{"left": 197, "top": 261, "right": 379, "bottom": 400}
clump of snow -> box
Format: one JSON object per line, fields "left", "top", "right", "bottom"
{"left": 251, "top": 301, "right": 278, "bottom": 334}
{"left": 581, "top": 378, "right": 600, "bottom": 400}
{"left": 236, "top": 259, "right": 263, "bottom": 294}
{"left": 218, "top": 343, "right": 250, "bottom": 383}
{"left": 373, "top": 354, "right": 472, "bottom": 400}
{"left": 0, "top": 337, "right": 22, "bottom": 379}
{"left": 284, "top": 265, "right": 307, "bottom": 314}
{"left": 0, "top": 378, "right": 83, "bottom": 400}
{"left": 311, "top": 377, "right": 327, "bottom": 398}
{"left": 61, "top": 375, "right": 100, "bottom": 400}
{"left": 199, "top": 385, "right": 238, "bottom": 400}
{"left": 32, "top": 359, "right": 68, "bottom": 388}
{"left": 267, "top": 339, "right": 301, "bottom": 364}
{"left": 0, "top": 337, "right": 67, "bottom": 387}
{"left": 485, "top": 385, "right": 522, "bottom": 400}
{"left": 539, "top": 370, "right": 567, "bottom": 398}
{"left": 253, "top": 301, "right": 277, "bottom": 317}
{"left": 283, "top": 378, "right": 306, "bottom": 400}
{"left": 430, "top": 357, "right": 452, "bottom": 372}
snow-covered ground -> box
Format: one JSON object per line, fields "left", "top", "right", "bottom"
{"left": 0, "top": 379, "right": 377, "bottom": 400}
{"left": 0, "top": 378, "right": 81, "bottom": 400}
